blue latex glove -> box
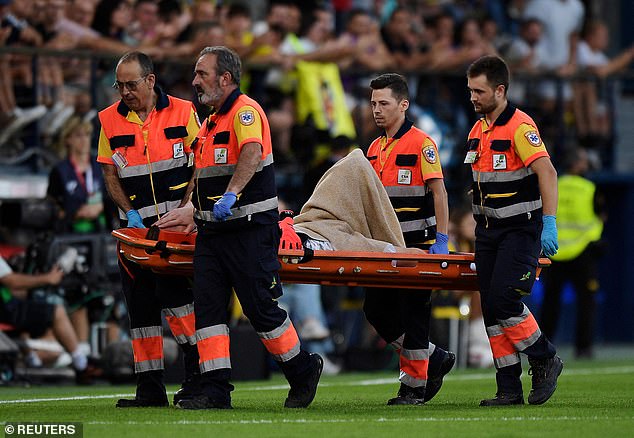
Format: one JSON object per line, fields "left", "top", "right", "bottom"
{"left": 126, "top": 209, "right": 145, "bottom": 228}
{"left": 541, "top": 215, "right": 559, "bottom": 257}
{"left": 429, "top": 232, "right": 449, "bottom": 254}
{"left": 213, "top": 192, "right": 237, "bottom": 221}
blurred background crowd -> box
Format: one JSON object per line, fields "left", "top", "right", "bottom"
{"left": 1, "top": 0, "right": 633, "bottom": 384}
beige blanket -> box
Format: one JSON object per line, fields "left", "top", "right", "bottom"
{"left": 294, "top": 149, "right": 406, "bottom": 251}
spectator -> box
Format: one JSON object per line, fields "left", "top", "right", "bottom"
{"left": 505, "top": 18, "right": 545, "bottom": 73}
{"left": 47, "top": 116, "right": 106, "bottom": 234}
{"left": 573, "top": 19, "right": 634, "bottom": 167}
{"left": 522, "top": 0, "right": 585, "bottom": 131}
{"left": 224, "top": 3, "right": 255, "bottom": 60}
{"left": 380, "top": 7, "right": 430, "bottom": 73}
{"left": 504, "top": 17, "right": 546, "bottom": 106}
{"left": 91, "top": 0, "right": 134, "bottom": 42}
{"left": 124, "top": 0, "right": 160, "bottom": 47}
{"left": 0, "top": 0, "right": 47, "bottom": 147}
{"left": 337, "top": 8, "right": 394, "bottom": 74}
{"left": 0, "top": 255, "right": 94, "bottom": 381}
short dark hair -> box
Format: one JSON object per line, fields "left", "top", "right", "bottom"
{"left": 466, "top": 55, "right": 509, "bottom": 95}
{"left": 227, "top": 3, "right": 251, "bottom": 20}
{"left": 118, "top": 51, "right": 154, "bottom": 76}
{"left": 369, "top": 73, "right": 409, "bottom": 101}
{"left": 198, "top": 46, "right": 242, "bottom": 86}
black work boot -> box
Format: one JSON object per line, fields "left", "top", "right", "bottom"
{"left": 424, "top": 351, "right": 456, "bottom": 403}
{"left": 117, "top": 370, "right": 168, "bottom": 408}
{"left": 173, "top": 373, "right": 203, "bottom": 405}
{"left": 177, "top": 394, "right": 232, "bottom": 410}
{"left": 527, "top": 355, "right": 564, "bottom": 405}
{"left": 284, "top": 353, "right": 323, "bottom": 408}
{"left": 387, "top": 383, "right": 426, "bottom": 406}
{"left": 116, "top": 397, "right": 169, "bottom": 408}
{"left": 479, "top": 393, "right": 525, "bottom": 406}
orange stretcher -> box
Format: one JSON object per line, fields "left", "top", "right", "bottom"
{"left": 112, "top": 228, "right": 550, "bottom": 291}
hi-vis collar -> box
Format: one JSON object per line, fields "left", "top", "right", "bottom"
{"left": 205, "top": 88, "right": 243, "bottom": 130}
{"left": 381, "top": 117, "right": 414, "bottom": 140}
{"left": 116, "top": 85, "right": 170, "bottom": 116}
{"left": 481, "top": 103, "right": 516, "bottom": 129}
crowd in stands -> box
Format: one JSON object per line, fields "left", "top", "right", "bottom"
{"left": 1, "top": 0, "right": 633, "bottom": 380}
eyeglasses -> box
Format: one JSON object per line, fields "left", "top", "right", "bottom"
{"left": 112, "top": 76, "right": 148, "bottom": 91}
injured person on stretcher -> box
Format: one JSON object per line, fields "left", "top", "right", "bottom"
{"left": 155, "top": 148, "right": 425, "bottom": 255}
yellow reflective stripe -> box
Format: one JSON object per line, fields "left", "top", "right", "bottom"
{"left": 394, "top": 207, "right": 421, "bottom": 212}
{"left": 485, "top": 192, "right": 518, "bottom": 199}
{"left": 169, "top": 181, "right": 189, "bottom": 190}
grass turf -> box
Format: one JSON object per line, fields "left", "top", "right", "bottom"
{"left": 1, "top": 358, "right": 633, "bottom": 437}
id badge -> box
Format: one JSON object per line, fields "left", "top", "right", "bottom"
{"left": 464, "top": 151, "right": 478, "bottom": 164}
{"left": 214, "top": 148, "right": 228, "bottom": 164}
{"left": 112, "top": 151, "right": 128, "bottom": 168}
{"left": 397, "top": 169, "right": 412, "bottom": 185}
{"left": 173, "top": 142, "right": 184, "bottom": 158}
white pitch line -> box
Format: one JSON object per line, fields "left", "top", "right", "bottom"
{"left": 77, "top": 416, "right": 634, "bottom": 426}
{"left": 2, "top": 365, "right": 634, "bottom": 405}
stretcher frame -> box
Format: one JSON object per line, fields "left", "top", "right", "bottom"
{"left": 112, "top": 228, "right": 550, "bottom": 291}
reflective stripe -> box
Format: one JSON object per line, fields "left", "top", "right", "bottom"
{"left": 130, "top": 326, "right": 162, "bottom": 340}
{"left": 200, "top": 357, "right": 232, "bottom": 373}
{"left": 401, "top": 348, "right": 431, "bottom": 361}
{"left": 118, "top": 155, "right": 189, "bottom": 178}
{"left": 428, "top": 342, "right": 436, "bottom": 356}
{"left": 118, "top": 199, "right": 182, "bottom": 220}
{"left": 195, "top": 154, "right": 274, "bottom": 179}
{"left": 472, "top": 199, "right": 542, "bottom": 219}
{"left": 163, "top": 303, "right": 195, "bottom": 319}
{"left": 257, "top": 317, "right": 301, "bottom": 362}
{"left": 135, "top": 358, "right": 164, "bottom": 373}
{"left": 390, "top": 334, "right": 404, "bottom": 351}
{"left": 384, "top": 186, "right": 428, "bottom": 197}
{"left": 494, "top": 352, "right": 521, "bottom": 368}
{"left": 486, "top": 324, "right": 504, "bottom": 337}
{"left": 257, "top": 316, "right": 292, "bottom": 340}
{"left": 196, "top": 324, "right": 229, "bottom": 339}
{"left": 514, "top": 328, "right": 542, "bottom": 351}
{"left": 130, "top": 326, "right": 163, "bottom": 371}
{"left": 196, "top": 324, "right": 230, "bottom": 371}
{"left": 400, "top": 217, "right": 436, "bottom": 233}
{"left": 399, "top": 347, "right": 431, "bottom": 388}
{"left": 164, "top": 303, "right": 196, "bottom": 345}
{"left": 196, "top": 165, "right": 235, "bottom": 178}
{"left": 487, "top": 324, "right": 518, "bottom": 369}
{"left": 498, "top": 304, "right": 530, "bottom": 328}
{"left": 400, "top": 371, "right": 427, "bottom": 388}
{"left": 194, "top": 196, "right": 278, "bottom": 222}
{"left": 499, "top": 305, "right": 541, "bottom": 352}
{"left": 473, "top": 167, "right": 533, "bottom": 183}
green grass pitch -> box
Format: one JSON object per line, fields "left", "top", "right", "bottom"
{"left": 1, "top": 358, "right": 633, "bottom": 437}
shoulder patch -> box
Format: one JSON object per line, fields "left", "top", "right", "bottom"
{"left": 524, "top": 130, "right": 542, "bottom": 147}
{"left": 422, "top": 144, "right": 437, "bottom": 164}
{"left": 238, "top": 110, "right": 255, "bottom": 126}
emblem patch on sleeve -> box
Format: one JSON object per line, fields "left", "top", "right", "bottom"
{"left": 422, "top": 145, "right": 437, "bottom": 164}
{"left": 239, "top": 110, "right": 255, "bottom": 126}
{"left": 524, "top": 130, "right": 542, "bottom": 147}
